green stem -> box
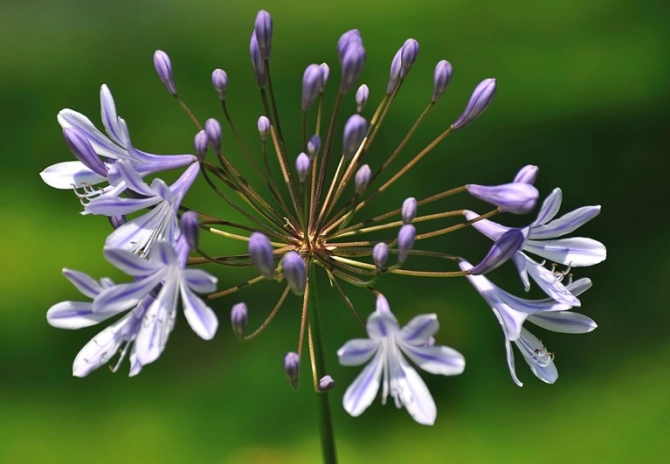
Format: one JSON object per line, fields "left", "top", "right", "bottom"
{"left": 308, "top": 266, "right": 338, "bottom": 464}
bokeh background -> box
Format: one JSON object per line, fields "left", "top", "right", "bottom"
{"left": 1, "top": 0, "right": 668, "bottom": 462}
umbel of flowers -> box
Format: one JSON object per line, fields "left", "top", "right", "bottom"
{"left": 41, "top": 9, "right": 606, "bottom": 462}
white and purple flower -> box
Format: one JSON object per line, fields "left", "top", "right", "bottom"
{"left": 338, "top": 295, "right": 465, "bottom": 425}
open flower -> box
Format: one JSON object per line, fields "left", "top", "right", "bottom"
{"left": 338, "top": 296, "right": 465, "bottom": 425}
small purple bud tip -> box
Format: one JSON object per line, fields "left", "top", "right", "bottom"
{"left": 372, "top": 242, "right": 389, "bottom": 272}
{"left": 318, "top": 375, "right": 335, "bottom": 392}
{"left": 355, "top": 84, "right": 369, "bottom": 113}
{"left": 340, "top": 42, "right": 366, "bottom": 93}
{"left": 283, "top": 352, "right": 300, "bottom": 389}
{"left": 302, "top": 64, "right": 324, "bottom": 111}
{"left": 424, "top": 337, "right": 436, "bottom": 348}
{"left": 466, "top": 182, "right": 539, "bottom": 215}
{"left": 397, "top": 224, "right": 416, "bottom": 264}
{"left": 387, "top": 48, "right": 402, "bottom": 95}
{"left": 513, "top": 165, "right": 539, "bottom": 185}
{"left": 337, "top": 29, "right": 363, "bottom": 59}
{"left": 250, "top": 32, "right": 267, "bottom": 88}
{"left": 194, "top": 130, "right": 208, "bottom": 160}
{"left": 401, "top": 197, "right": 417, "bottom": 224}
{"left": 432, "top": 60, "right": 453, "bottom": 103}
{"left": 212, "top": 69, "right": 228, "bottom": 100}
{"left": 296, "top": 153, "right": 311, "bottom": 183}
{"left": 355, "top": 164, "right": 372, "bottom": 194}
{"left": 452, "top": 78, "right": 497, "bottom": 130}
{"left": 108, "top": 215, "right": 127, "bottom": 229}
{"left": 307, "top": 135, "right": 321, "bottom": 158}
{"left": 469, "top": 228, "right": 526, "bottom": 275}
{"left": 62, "top": 127, "right": 107, "bottom": 177}
{"left": 153, "top": 50, "right": 177, "bottom": 96}
{"left": 257, "top": 116, "right": 270, "bottom": 141}
{"left": 399, "top": 38, "right": 419, "bottom": 78}
{"left": 254, "top": 10, "right": 273, "bottom": 60}
{"left": 376, "top": 294, "right": 391, "bottom": 313}
{"left": 320, "top": 63, "right": 330, "bottom": 92}
{"left": 180, "top": 210, "right": 200, "bottom": 250}
{"left": 205, "top": 118, "right": 222, "bottom": 152}
{"left": 282, "top": 251, "right": 307, "bottom": 295}
{"left": 343, "top": 114, "right": 367, "bottom": 159}
{"left": 230, "top": 302, "right": 248, "bottom": 338}
{"left": 249, "top": 232, "right": 276, "bottom": 278}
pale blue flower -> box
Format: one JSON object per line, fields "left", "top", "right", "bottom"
{"left": 338, "top": 296, "right": 465, "bottom": 425}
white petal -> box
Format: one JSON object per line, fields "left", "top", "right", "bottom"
{"left": 100, "top": 84, "right": 127, "bottom": 146}
{"left": 180, "top": 283, "right": 218, "bottom": 340}
{"left": 532, "top": 188, "right": 562, "bottom": 226}
{"left": 183, "top": 269, "right": 218, "bottom": 293}
{"left": 72, "top": 316, "right": 128, "bottom": 377}
{"left": 398, "top": 314, "right": 439, "bottom": 346}
{"left": 392, "top": 354, "right": 437, "bottom": 425}
{"left": 528, "top": 311, "right": 597, "bottom": 334}
{"left": 47, "top": 301, "right": 117, "bottom": 329}
{"left": 515, "top": 329, "right": 558, "bottom": 384}
{"left": 522, "top": 254, "right": 581, "bottom": 306}
{"left": 529, "top": 206, "right": 601, "bottom": 240}
{"left": 93, "top": 273, "right": 163, "bottom": 314}
{"left": 524, "top": 237, "right": 607, "bottom": 267}
{"left": 134, "top": 279, "right": 178, "bottom": 365}
{"left": 62, "top": 269, "right": 103, "bottom": 299}
{"left": 398, "top": 341, "right": 465, "bottom": 376}
{"left": 338, "top": 339, "right": 379, "bottom": 366}
{"left": 40, "top": 161, "right": 106, "bottom": 189}
{"left": 464, "top": 210, "right": 511, "bottom": 241}
{"left": 103, "top": 247, "right": 162, "bottom": 277}
{"left": 504, "top": 338, "right": 523, "bottom": 387}
{"left": 511, "top": 252, "right": 531, "bottom": 292}
{"left": 343, "top": 349, "right": 384, "bottom": 417}
{"left": 366, "top": 310, "right": 399, "bottom": 341}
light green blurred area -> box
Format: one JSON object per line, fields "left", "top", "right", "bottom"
{"left": 1, "top": 0, "right": 668, "bottom": 462}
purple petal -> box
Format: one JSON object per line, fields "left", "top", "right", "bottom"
{"left": 338, "top": 339, "right": 379, "bottom": 366}
{"left": 566, "top": 278, "right": 592, "bottom": 296}
{"left": 398, "top": 342, "right": 465, "bottom": 376}
{"left": 103, "top": 247, "right": 162, "bottom": 277}
{"left": 62, "top": 269, "right": 103, "bottom": 299}
{"left": 342, "top": 349, "right": 383, "bottom": 417}
{"left": 511, "top": 252, "right": 531, "bottom": 291}
{"left": 464, "top": 210, "right": 513, "bottom": 241}
{"left": 527, "top": 311, "right": 597, "bottom": 334}
{"left": 183, "top": 269, "right": 218, "bottom": 293}
{"left": 57, "top": 109, "right": 125, "bottom": 159}
{"left": 100, "top": 85, "right": 127, "bottom": 146}
{"left": 109, "top": 160, "right": 156, "bottom": 196}
{"left": 85, "top": 195, "right": 159, "bottom": 216}
{"left": 180, "top": 283, "right": 218, "bottom": 340}
{"left": 366, "top": 310, "right": 399, "bottom": 340}
{"left": 532, "top": 188, "right": 562, "bottom": 226}
{"left": 93, "top": 273, "right": 163, "bottom": 314}
{"left": 504, "top": 338, "right": 523, "bottom": 387}
{"left": 530, "top": 206, "right": 601, "bottom": 240}
{"left": 469, "top": 228, "right": 526, "bottom": 275}
{"left": 47, "top": 301, "right": 117, "bottom": 329}
{"left": 398, "top": 314, "right": 439, "bottom": 346}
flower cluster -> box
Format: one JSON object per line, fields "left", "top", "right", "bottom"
{"left": 42, "top": 10, "right": 605, "bottom": 428}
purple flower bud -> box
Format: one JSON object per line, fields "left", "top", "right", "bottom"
{"left": 397, "top": 224, "right": 416, "bottom": 264}
{"left": 373, "top": 242, "right": 389, "bottom": 271}
{"left": 307, "top": 135, "right": 321, "bottom": 158}
{"left": 355, "top": 84, "right": 369, "bottom": 113}
{"left": 399, "top": 38, "right": 419, "bottom": 79}
{"left": 387, "top": 48, "right": 402, "bottom": 94}
{"left": 466, "top": 182, "right": 539, "bottom": 215}
{"left": 343, "top": 114, "right": 367, "bottom": 159}
{"left": 401, "top": 197, "right": 417, "bottom": 224}
{"left": 432, "top": 60, "right": 453, "bottom": 103}
{"left": 355, "top": 164, "right": 371, "bottom": 194}
{"left": 205, "top": 118, "right": 221, "bottom": 152}
{"left": 250, "top": 32, "right": 267, "bottom": 88}
{"left": 194, "top": 130, "right": 208, "bottom": 160}
{"left": 249, "top": 232, "right": 275, "bottom": 278}
{"left": 180, "top": 210, "right": 200, "bottom": 250}
{"left": 452, "top": 78, "right": 497, "bottom": 130}
{"left": 468, "top": 229, "right": 526, "bottom": 275}
{"left": 108, "top": 215, "right": 127, "bottom": 229}
{"left": 320, "top": 63, "right": 330, "bottom": 92}
{"left": 282, "top": 251, "right": 306, "bottom": 295}
{"left": 337, "top": 29, "right": 363, "bottom": 59}
{"left": 212, "top": 69, "right": 228, "bottom": 100}
{"left": 376, "top": 294, "right": 391, "bottom": 313}
{"left": 296, "top": 153, "right": 311, "bottom": 183}
{"left": 254, "top": 10, "right": 273, "bottom": 59}
{"left": 257, "top": 116, "right": 270, "bottom": 141}
{"left": 283, "top": 352, "right": 300, "bottom": 389}
{"left": 153, "top": 50, "right": 177, "bottom": 96}
{"left": 302, "top": 64, "right": 324, "bottom": 111}
{"left": 318, "top": 375, "right": 335, "bottom": 392}
{"left": 231, "top": 302, "right": 248, "bottom": 338}
{"left": 340, "top": 42, "right": 366, "bottom": 93}
{"left": 62, "top": 128, "right": 106, "bottom": 177}
{"left": 513, "top": 165, "right": 539, "bottom": 185}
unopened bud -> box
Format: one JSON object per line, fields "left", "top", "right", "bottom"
{"left": 248, "top": 232, "right": 276, "bottom": 278}
{"left": 354, "top": 164, "right": 371, "bottom": 194}
{"left": 401, "top": 197, "right": 417, "bottom": 224}
{"left": 343, "top": 114, "right": 367, "bottom": 159}
{"left": 340, "top": 41, "right": 366, "bottom": 93}
{"left": 355, "top": 84, "right": 369, "bottom": 113}
{"left": 283, "top": 352, "right": 300, "bottom": 389}
{"left": 296, "top": 153, "right": 311, "bottom": 183}
{"left": 513, "top": 165, "right": 539, "bottom": 185}
{"left": 205, "top": 118, "right": 221, "bottom": 152}
{"left": 452, "top": 78, "right": 496, "bottom": 130}
{"left": 307, "top": 135, "right": 321, "bottom": 158}
{"left": 212, "top": 69, "right": 228, "bottom": 100}
{"left": 282, "top": 251, "right": 307, "bottom": 295}
{"left": 250, "top": 32, "right": 267, "bottom": 88}
{"left": 432, "top": 60, "right": 453, "bottom": 103}
{"left": 230, "top": 302, "right": 248, "bottom": 338}
{"left": 180, "top": 210, "right": 200, "bottom": 250}
{"left": 257, "top": 116, "right": 270, "bottom": 141}
{"left": 399, "top": 39, "right": 419, "bottom": 78}
{"left": 153, "top": 50, "right": 177, "bottom": 96}
{"left": 63, "top": 128, "right": 106, "bottom": 177}
{"left": 387, "top": 48, "right": 402, "bottom": 94}
{"left": 397, "top": 224, "right": 416, "bottom": 264}
{"left": 373, "top": 242, "right": 389, "bottom": 272}
{"left": 318, "top": 375, "right": 335, "bottom": 392}
{"left": 320, "top": 63, "right": 330, "bottom": 92}
{"left": 302, "top": 64, "right": 324, "bottom": 111}
{"left": 194, "top": 130, "right": 208, "bottom": 160}
{"left": 254, "top": 10, "right": 273, "bottom": 59}
{"left": 468, "top": 229, "right": 526, "bottom": 275}
{"left": 466, "top": 182, "right": 539, "bottom": 215}
{"left": 376, "top": 294, "right": 391, "bottom": 313}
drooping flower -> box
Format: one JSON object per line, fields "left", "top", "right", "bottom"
{"left": 460, "top": 260, "right": 596, "bottom": 386}
{"left": 40, "top": 84, "right": 195, "bottom": 192}
{"left": 338, "top": 295, "right": 465, "bottom": 425}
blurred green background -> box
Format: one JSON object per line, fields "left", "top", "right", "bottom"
{"left": 1, "top": 0, "right": 668, "bottom": 462}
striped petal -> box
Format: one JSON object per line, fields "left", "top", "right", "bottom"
{"left": 180, "top": 283, "right": 218, "bottom": 340}
{"left": 532, "top": 188, "right": 562, "bottom": 226}
{"left": 40, "top": 161, "right": 106, "bottom": 189}
{"left": 343, "top": 349, "right": 384, "bottom": 417}
{"left": 398, "top": 314, "right": 439, "bottom": 346}
{"left": 338, "top": 339, "right": 379, "bottom": 366}
{"left": 530, "top": 206, "right": 601, "bottom": 240}
{"left": 524, "top": 237, "right": 607, "bottom": 267}
{"left": 398, "top": 342, "right": 465, "bottom": 376}
{"left": 528, "top": 311, "right": 597, "bottom": 334}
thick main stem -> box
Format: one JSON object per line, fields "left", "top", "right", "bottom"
{"left": 308, "top": 266, "right": 338, "bottom": 464}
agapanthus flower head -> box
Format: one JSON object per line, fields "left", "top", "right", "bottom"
{"left": 44, "top": 9, "right": 605, "bottom": 444}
